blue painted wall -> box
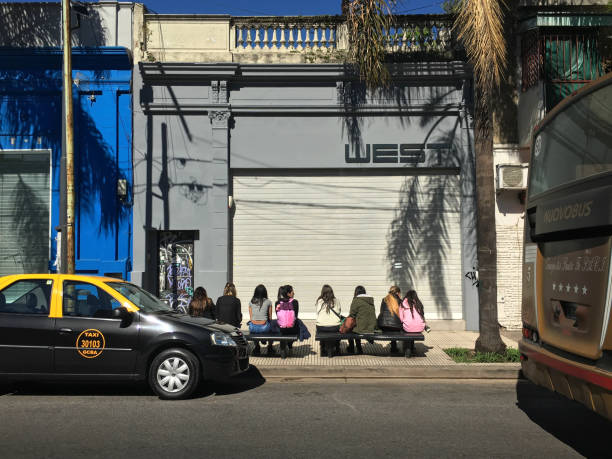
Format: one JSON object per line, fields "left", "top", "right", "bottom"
{"left": 0, "top": 47, "right": 133, "bottom": 278}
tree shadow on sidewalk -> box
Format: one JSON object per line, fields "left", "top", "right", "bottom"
{"left": 515, "top": 380, "right": 610, "bottom": 457}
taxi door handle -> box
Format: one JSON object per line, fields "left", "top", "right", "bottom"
{"left": 59, "top": 328, "right": 73, "bottom": 334}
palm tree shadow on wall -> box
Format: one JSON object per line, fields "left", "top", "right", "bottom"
{"left": 0, "top": 77, "right": 129, "bottom": 235}
{"left": 387, "top": 169, "right": 460, "bottom": 318}
{"left": 0, "top": 2, "right": 128, "bottom": 268}
{"left": 76, "top": 106, "right": 130, "bottom": 235}
{"left": 11, "top": 175, "right": 49, "bottom": 273}
{"left": 338, "top": 63, "right": 471, "bottom": 317}
{"left": 0, "top": 3, "right": 106, "bottom": 48}
{"left": 386, "top": 116, "right": 464, "bottom": 318}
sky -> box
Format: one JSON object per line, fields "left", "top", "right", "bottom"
{"left": 142, "top": 0, "right": 444, "bottom": 15}
{"left": 6, "top": 1, "right": 445, "bottom": 15}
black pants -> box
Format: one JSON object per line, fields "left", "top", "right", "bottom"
{"left": 380, "top": 325, "right": 402, "bottom": 351}
{"left": 316, "top": 325, "right": 340, "bottom": 353}
{"left": 280, "top": 324, "right": 299, "bottom": 349}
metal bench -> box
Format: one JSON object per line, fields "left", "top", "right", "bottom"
{"left": 315, "top": 331, "right": 425, "bottom": 358}
{"left": 244, "top": 333, "right": 298, "bottom": 359}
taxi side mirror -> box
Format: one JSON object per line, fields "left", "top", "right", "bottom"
{"left": 112, "top": 306, "right": 131, "bottom": 320}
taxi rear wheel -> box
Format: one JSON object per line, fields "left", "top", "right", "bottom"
{"left": 149, "top": 348, "right": 200, "bottom": 400}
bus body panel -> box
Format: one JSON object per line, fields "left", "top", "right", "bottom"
{"left": 537, "top": 236, "right": 611, "bottom": 360}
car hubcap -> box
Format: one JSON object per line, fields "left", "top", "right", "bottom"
{"left": 157, "top": 357, "right": 190, "bottom": 393}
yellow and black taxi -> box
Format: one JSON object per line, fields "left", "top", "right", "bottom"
{"left": 0, "top": 274, "right": 249, "bottom": 399}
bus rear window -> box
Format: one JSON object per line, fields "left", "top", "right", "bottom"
{"left": 529, "top": 84, "right": 612, "bottom": 197}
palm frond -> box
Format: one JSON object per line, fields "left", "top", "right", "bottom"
{"left": 455, "top": 0, "right": 507, "bottom": 95}
{"left": 346, "top": 0, "right": 396, "bottom": 89}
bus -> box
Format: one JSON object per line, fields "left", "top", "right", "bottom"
{"left": 519, "top": 72, "right": 612, "bottom": 420}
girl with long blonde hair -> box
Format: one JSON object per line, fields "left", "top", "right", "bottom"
{"left": 377, "top": 285, "right": 403, "bottom": 353}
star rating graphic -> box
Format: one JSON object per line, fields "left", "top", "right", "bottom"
{"left": 551, "top": 282, "right": 588, "bottom": 295}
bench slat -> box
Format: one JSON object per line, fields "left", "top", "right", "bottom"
{"left": 315, "top": 332, "right": 424, "bottom": 341}
{"left": 245, "top": 334, "right": 298, "bottom": 341}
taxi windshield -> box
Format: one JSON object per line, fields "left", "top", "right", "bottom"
{"left": 106, "top": 282, "right": 173, "bottom": 313}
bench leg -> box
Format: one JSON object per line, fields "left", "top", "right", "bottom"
{"left": 404, "top": 340, "right": 415, "bottom": 358}
{"left": 280, "top": 341, "right": 288, "bottom": 359}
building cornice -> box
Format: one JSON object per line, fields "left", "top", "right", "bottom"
{"left": 140, "top": 61, "right": 471, "bottom": 83}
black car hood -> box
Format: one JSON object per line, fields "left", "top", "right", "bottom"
{"left": 162, "top": 314, "right": 239, "bottom": 334}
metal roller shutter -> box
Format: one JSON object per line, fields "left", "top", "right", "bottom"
{"left": 0, "top": 151, "right": 50, "bottom": 276}
{"left": 232, "top": 173, "right": 462, "bottom": 320}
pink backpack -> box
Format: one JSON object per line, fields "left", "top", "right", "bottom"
{"left": 276, "top": 299, "right": 296, "bottom": 328}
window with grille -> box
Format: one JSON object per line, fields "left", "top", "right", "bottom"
{"left": 521, "top": 28, "right": 604, "bottom": 111}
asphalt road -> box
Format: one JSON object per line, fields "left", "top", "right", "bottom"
{"left": 0, "top": 370, "right": 609, "bottom": 458}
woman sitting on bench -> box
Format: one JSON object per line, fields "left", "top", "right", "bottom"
{"left": 400, "top": 290, "right": 427, "bottom": 333}
{"left": 315, "top": 284, "right": 343, "bottom": 357}
{"left": 275, "top": 285, "right": 300, "bottom": 351}
{"left": 378, "top": 285, "right": 403, "bottom": 354}
{"left": 188, "top": 287, "right": 215, "bottom": 319}
{"left": 347, "top": 285, "right": 378, "bottom": 354}
{"left": 248, "top": 284, "right": 274, "bottom": 356}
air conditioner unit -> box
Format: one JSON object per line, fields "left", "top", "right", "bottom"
{"left": 496, "top": 164, "right": 528, "bottom": 190}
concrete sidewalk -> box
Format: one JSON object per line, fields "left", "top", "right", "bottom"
{"left": 241, "top": 321, "right": 522, "bottom": 380}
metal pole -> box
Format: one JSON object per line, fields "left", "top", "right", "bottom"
{"left": 62, "top": 0, "right": 75, "bottom": 274}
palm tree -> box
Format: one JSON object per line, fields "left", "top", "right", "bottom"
{"left": 345, "top": 0, "right": 507, "bottom": 353}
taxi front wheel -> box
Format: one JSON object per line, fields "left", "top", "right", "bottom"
{"left": 149, "top": 348, "right": 200, "bottom": 400}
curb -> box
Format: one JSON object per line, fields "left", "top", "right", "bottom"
{"left": 255, "top": 364, "right": 523, "bottom": 380}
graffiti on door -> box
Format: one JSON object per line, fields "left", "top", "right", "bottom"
{"left": 158, "top": 232, "right": 194, "bottom": 311}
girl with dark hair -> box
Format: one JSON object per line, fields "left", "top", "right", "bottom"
{"left": 399, "top": 290, "right": 430, "bottom": 334}
{"left": 377, "top": 285, "right": 403, "bottom": 353}
{"left": 248, "top": 284, "right": 274, "bottom": 355}
{"left": 188, "top": 287, "right": 215, "bottom": 319}
{"left": 215, "top": 282, "right": 242, "bottom": 327}
{"left": 347, "top": 285, "right": 379, "bottom": 354}
{"left": 315, "top": 284, "right": 343, "bottom": 357}
{"left": 275, "top": 284, "right": 300, "bottom": 354}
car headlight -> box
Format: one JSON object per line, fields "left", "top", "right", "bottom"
{"left": 210, "top": 332, "right": 236, "bottom": 347}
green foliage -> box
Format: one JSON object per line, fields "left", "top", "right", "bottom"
{"left": 301, "top": 48, "right": 349, "bottom": 64}
{"left": 444, "top": 347, "right": 520, "bottom": 363}
{"left": 442, "top": 0, "right": 462, "bottom": 14}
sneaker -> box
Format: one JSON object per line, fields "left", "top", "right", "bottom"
{"left": 425, "top": 325, "right": 431, "bottom": 333}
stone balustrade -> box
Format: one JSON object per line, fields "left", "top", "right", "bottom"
{"left": 143, "top": 14, "right": 455, "bottom": 63}
{"left": 232, "top": 17, "right": 342, "bottom": 51}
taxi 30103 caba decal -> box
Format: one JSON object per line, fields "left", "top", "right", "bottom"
{"left": 76, "top": 329, "right": 106, "bottom": 358}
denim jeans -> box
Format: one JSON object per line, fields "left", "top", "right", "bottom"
{"left": 248, "top": 321, "right": 271, "bottom": 334}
